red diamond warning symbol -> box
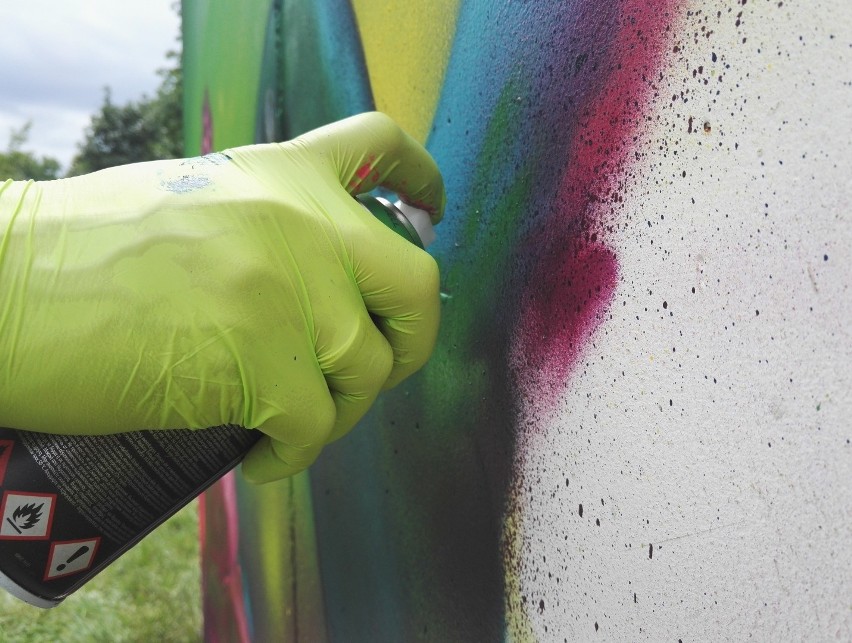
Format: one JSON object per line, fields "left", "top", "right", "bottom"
{"left": 0, "top": 440, "right": 13, "bottom": 486}
{"left": 44, "top": 537, "right": 101, "bottom": 581}
{"left": 0, "top": 491, "right": 56, "bottom": 540}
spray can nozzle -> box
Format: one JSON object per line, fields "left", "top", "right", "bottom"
{"left": 356, "top": 195, "right": 436, "bottom": 249}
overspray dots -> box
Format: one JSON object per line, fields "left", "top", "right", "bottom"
{"left": 206, "top": 1, "right": 852, "bottom": 641}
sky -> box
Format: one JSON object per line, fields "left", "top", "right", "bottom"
{"left": 0, "top": 1, "right": 181, "bottom": 173}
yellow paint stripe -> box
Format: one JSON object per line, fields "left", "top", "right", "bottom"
{"left": 350, "top": 0, "right": 461, "bottom": 143}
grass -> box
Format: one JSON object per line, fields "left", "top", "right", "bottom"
{"left": 0, "top": 501, "right": 202, "bottom": 643}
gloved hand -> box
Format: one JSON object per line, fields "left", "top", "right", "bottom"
{"left": 0, "top": 111, "right": 444, "bottom": 483}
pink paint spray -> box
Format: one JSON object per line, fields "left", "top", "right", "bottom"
{"left": 511, "top": 0, "right": 683, "bottom": 414}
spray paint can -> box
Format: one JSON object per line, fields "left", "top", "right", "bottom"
{"left": 0, "top": 194, "right": 434, "bottom": 607}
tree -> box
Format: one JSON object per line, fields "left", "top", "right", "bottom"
{"left": 0, "top": 122, "right": 61, "bottom": 181}
{"left": 68, "top": 3, "right": 182, "bottom": 176}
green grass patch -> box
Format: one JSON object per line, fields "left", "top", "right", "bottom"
{"left": 0, "top": 501, "right": 201, "bottom": 643}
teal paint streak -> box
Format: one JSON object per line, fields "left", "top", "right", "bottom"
{"left": 279, "top": 0, "right": 373, "bottom": 136}
{"left": 306, "top": 31, "right": 544, "bottom": 643}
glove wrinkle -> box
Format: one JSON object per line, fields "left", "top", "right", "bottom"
{"left": 0, "top": 112, "right": 444, "bottom": 483}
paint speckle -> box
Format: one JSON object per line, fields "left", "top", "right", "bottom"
{"left": 348, "top": 156, "right": 379, "bottom": 190}
{"left": 161, "top": 174, "right": 211, "bottom": 194}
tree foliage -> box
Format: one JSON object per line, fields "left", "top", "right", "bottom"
{"left": 0, "top": 122, "right": 61, "bottom": 181}
{"left": 68, "top": 7, "right": 182, "bottom": 177}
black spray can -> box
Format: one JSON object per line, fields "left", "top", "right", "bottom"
{"left": 0, "top": 195, "right": 433, "bottom": 607}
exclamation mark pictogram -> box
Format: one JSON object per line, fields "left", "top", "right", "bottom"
{"left": 45, "top": 537, "right": 100, "bottom": 580}
{"left": 56, "top": 545, "right": 90, "bottom": 571}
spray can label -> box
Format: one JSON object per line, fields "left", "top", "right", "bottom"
{"left": 0, "top": 425, "right": 258, "bottom": 606}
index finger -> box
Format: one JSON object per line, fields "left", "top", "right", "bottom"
{"left": 293, "top": 111, "right": 446, "bottom": 222}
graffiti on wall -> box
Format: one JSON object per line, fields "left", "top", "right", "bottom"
{"left": 183, "top": 0, "right": 852, "bottom": 640}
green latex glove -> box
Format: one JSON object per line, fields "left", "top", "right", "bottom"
{"left": 0, "top": 112, "right": 444, "bottom": 483}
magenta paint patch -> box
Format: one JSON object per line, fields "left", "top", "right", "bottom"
{"left": 512, "top": 242, "right": 618, "bottom": 409}
{"left": 200, "top": 472, "right": 250, "bottom": 643}
{"left": 511, "top": 0, "right": 682, "bottom": 412}
{"left": 201, "top": 90, "right": 214, "bottom": 155}
{"left": 347, "top": 155, "right": 379, "bottom": 191}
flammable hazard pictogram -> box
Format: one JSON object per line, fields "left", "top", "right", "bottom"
{"left": 44, "top": 537, "right": 101, "bottom": 581}
{"left": 0, "top": 491, "right": 56, "bottom": 540}
{"left": 0, "top": 439, "right": 13, "bottom": 486}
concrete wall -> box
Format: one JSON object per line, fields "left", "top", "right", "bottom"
{"left": 183, "top": 1, "right": 851, "bottom": 640}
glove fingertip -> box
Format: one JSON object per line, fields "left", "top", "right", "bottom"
{"left": 241, "top": 435, "right": 308, "bottom": 484}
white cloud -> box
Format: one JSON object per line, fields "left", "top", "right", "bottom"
{"left": 0, "top": 1, "right": 180, "bottom": 172}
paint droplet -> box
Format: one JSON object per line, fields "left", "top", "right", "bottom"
{"left": 161, "top": 174, "right": 211, "bottom": 194}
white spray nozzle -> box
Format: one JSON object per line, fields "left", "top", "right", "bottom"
{"left": 395, "top": 200, "right": 436, "bottom": 248}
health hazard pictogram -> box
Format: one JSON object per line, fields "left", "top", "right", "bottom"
{"left": 44, "top": 537, "right": 101, "bottom": 581}
{"left": 0, "top": 491, "right": 56, "bottom": 540}
{"left": 0, "top": 439, "right": 13, "bottom": 486}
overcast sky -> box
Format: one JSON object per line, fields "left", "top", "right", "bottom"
{"left": 0, "top": 1, "right": 180, "bottom": 172}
